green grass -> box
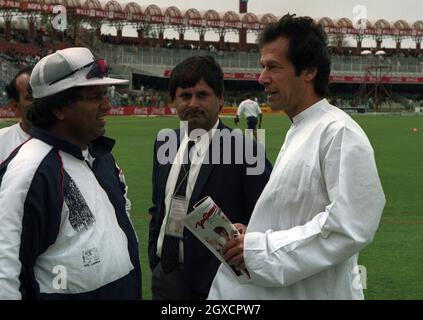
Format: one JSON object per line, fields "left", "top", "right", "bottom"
{"left": 1, "top": 114, "right": 423, "bottom": 299}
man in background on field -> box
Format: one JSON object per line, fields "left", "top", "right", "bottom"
{"left": 234, "top": 93, "right": 262, "bottom": 139}
{"left": 0, "top": 66, "right": 33, "bottom": 162}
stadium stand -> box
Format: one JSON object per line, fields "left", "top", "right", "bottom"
{"left": 0, "top": 1, "right": 421, "bottom": 113}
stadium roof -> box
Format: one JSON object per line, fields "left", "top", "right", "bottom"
{"left": 125, "top": 2, "right": 142, "bottom": 14}
{"left": 413, "top": 21, "right": 423, "bottom": 31}
{"left": 1, "top": 1, "right": 422, "bottom": 38}
{"left": 102, "top": 0, "right": 123, "bottom": 13}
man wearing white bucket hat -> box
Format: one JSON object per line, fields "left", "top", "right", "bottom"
{"left": 0, "top": 47, "right": 141, "bottom": 300}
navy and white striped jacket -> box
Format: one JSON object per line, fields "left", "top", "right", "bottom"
{"left": 0, "top": 128, "right": 141, "bottom": 300}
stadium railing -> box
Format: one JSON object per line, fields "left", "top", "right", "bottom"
{"left": 95, "top": 43, "right": 422, "bottom": 77}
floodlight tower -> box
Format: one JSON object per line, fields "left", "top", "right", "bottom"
{"left": 358, "top": 50, "right": 393, "bottom": 111}
{"left": 239, "top": 0, "right": 248, "bottom": 50}
{"left": 240, "top": 0, "right": 248, "bottom": 13}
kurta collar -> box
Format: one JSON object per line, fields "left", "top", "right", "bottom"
{"left": 292, "top": 98, "right": 327, "bottom": 125}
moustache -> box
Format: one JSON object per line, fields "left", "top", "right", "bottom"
{"left": 184, "top": 109, "right": 205, "bottom": 117}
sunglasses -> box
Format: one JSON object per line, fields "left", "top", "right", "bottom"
{"left": 49, "top": 59, "right": 109, "bottom": 85}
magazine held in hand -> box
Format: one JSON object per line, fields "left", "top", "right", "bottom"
{"left": 183, "top": 196, "right": 251, "bottom": 284}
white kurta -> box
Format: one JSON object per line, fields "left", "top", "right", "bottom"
{"left": 208, "top": 99, "right": 385, "bottom": 300}
{"left": 0, "top": 123, "right": 30, "bottom": 163}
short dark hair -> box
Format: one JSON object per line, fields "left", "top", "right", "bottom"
{"left": 169, "top": 55, "right": 224, "bottom": 100}
{"left": 258, "top": 14, "right": 331, "bottom": 96}
{"left": 6, "top": 66, "right": 33, "bottom": 101}
{"left": 27, "top": 87, "right": 83, "bottom": 129}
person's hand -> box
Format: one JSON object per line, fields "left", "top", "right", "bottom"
{"left": 234, "top": 117, "right": 239, "bottom": 126}
{"left": 233, "top": 223, "right": 247, "bottom": 235}
{"left": 222, "top": 234, "right": 246, "bottom": 272}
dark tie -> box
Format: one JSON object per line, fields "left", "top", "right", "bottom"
{"left": 161, "top": 141, "right": 195, "bottom": 274}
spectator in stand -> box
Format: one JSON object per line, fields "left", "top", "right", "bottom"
{"left": 151, "top": 94, "right": 158, "bottom": 107}
{"left": 121, "top": 92, "right": 129, "bottom": 106}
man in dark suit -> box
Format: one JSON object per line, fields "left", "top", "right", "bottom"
{"left": 148, "top": 56, "right": 272, "bottom": 300}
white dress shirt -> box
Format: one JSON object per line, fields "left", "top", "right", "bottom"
{"left": 237, "top": 99, "right": 262, "bottom": 118}
{"left": 208, "top": 99, "right": 385, "bottom": 300}
{"left": 157, "top": 119, "right": 220, "bottom": 262}
{"left": 0, "top": 123, "right": 30, "bottom": 163}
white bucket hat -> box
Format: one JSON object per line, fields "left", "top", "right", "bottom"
{"left": 30, "top": 47, "right": 128, "bottom": 99}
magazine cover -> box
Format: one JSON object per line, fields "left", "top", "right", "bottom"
{"left": 183, "top": 196, "right": 251, "bottom": 284}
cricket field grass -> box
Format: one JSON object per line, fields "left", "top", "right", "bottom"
{"left": 1, "top": 113, "right": 422, "bottom": 299}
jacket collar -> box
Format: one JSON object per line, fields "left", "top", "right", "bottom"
{"left": 31, "top": 127, "right": 115, "bottom": 160}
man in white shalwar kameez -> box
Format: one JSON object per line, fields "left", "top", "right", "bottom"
{"left": 208, "top": 14, "right": 385, "bottom": 300}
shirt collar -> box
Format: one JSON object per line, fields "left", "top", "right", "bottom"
{"left": 292, "top": 98, "right": 327, "bottom": 125}
{"left": 178, "top": 118, "right": 220, "bottom": 160}
{"left": 31, "top": 127, "right": 115, "bottom": 160}
{"left": 182, "top": 118, "right": 220, "bottom": 144}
